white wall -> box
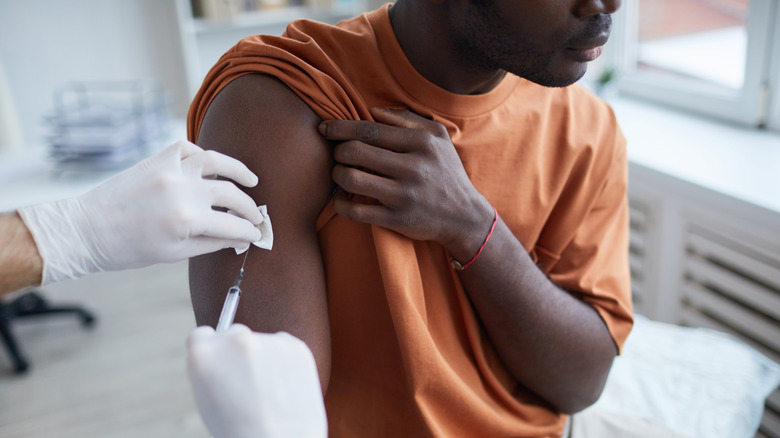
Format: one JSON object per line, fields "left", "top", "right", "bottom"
{"left": 0, "top": 0, "right": 189, "bottom": 150}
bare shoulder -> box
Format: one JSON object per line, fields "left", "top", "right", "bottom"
{"left": 197, "top": 73, "right": 334, "bottom": 220}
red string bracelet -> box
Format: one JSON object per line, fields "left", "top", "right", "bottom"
{"left": 450, "top": 206, "right": 498, "bottom": 271}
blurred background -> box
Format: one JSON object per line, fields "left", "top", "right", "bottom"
{"left": 0, "top": 0, "right": 779, "bottom": 437}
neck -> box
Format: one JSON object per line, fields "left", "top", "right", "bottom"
{"left": 388, "top": 0, "right": 506, "bottom": 95}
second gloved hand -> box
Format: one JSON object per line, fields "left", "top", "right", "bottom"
{"left": 18, "top": 140, "right": 263, "bottom": 284}
{"left": 186, "top": 324, "right": 327, "bottom": 438}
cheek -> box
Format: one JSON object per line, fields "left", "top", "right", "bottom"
{"left": 539, "top": 20, "right": 577, "bottom": 52}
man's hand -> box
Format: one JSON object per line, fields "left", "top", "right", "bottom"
{"left": 18, "top": 140, "right": 263, "bottom": 284}
{"left": 319, "top": 108, "right": 493, "bottom": 262}
{"left": 186, "top": 324, "right": 327, "bottom": 438}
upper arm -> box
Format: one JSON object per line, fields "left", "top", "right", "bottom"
{"left": 188, "top": 74, "right": 334, "bottom": 389}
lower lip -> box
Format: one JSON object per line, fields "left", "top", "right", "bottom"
{"left": 568, "top": 46, "right": 604, "bottom": 62}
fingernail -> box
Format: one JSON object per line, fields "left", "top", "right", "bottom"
{"left": 318, "top": 122, "right": 327, "bottom": 136}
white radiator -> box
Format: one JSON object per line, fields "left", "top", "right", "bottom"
{"left": 679, "top": 224, "right": 780, "bottom": 438}
{"left": 628, "top": 200, "right": 650, "bottom": 313}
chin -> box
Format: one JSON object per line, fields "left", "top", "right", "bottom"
{"left": 527, "top": 64, "right": 589, "bottom": 88}
{"left": 518, "top": 71, "right": 586, "bottom": 88}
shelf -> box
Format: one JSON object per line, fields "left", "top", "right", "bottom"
{"left": 174, "top": 0, "right": 370, "bottom": 97}
{"left": 191, "top": 5, "right": 356, "bottom": 34}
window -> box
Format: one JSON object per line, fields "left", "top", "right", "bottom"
{"left": 599, "top": 0, "right": 780, "bottom": 131}
{"left": 770, "top": 14, "right": 780, "bottom": 130}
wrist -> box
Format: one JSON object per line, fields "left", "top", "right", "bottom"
{"left": 449, "top": 205, "right": 497, "bottom": 271}
{"left": 18, "top": 199, "right": 103, "bottom": 284}
{"left": 443, "top": 196, "right": 495, "bottom": 266}
{"left": 0, "top": 212, "right": 43, "bottom": 294}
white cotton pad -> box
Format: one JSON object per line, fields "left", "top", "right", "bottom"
{"left": 235, "top": 205, "right": 273, "bottom": 254}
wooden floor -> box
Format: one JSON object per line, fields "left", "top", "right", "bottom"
{"left": 0, "top": 261, "right": 210, "bottom": 438}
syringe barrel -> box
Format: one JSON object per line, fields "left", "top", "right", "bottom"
{"left": 216, "top": 286, "right": 241, "bottom": 332}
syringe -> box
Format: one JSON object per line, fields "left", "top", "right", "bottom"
{"left": 216, "top": 248, "right": 250, "bottom": 332}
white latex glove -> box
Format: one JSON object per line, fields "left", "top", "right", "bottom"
{"left": 186, "top": 324, "right": 327, "bottom": 438}
{"left": 18, "top": 140, "right": 263, "bottom": 284}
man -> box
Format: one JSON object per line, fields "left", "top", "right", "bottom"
{"left": 188, "top": 1, "right": 632, "bottom": 436}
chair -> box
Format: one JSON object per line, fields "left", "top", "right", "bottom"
{"left": 0, "top": 289, "right": 95, "bottom": 373}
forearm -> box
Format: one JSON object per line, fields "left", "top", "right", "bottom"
{"left": 0, "top": 212, "right": 43, "bottom": 295}
{"left": 452, "top": 201, "right": 616, "bottom": 414}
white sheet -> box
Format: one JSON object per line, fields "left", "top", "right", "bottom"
{"left": 585, "top": 315, "right": 780, "bottom": 438}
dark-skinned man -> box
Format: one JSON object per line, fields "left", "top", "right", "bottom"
{"left": 188, "top": 1, "right": 632, "bottom": 436}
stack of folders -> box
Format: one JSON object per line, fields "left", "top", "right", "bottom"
{"left": 45, "top": 80, "right": 169, "bottom": 172}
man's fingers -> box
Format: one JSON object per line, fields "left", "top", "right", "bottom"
{"left": 332, "top": 189, "right": 393, "bottom": 226}
{"left": 184, "top": 149, "right": 259, "bottom": 188}
{"left": 319, "top": 119, "right": 415, "bottom": 153}
{"left": 370, "top": 108, "right": 451, "bottom": 145}
{"left": 204, "top": 180, "right": 264, "bottom": 225}
{"left": 332, "top": 164, "right": 398, "bottom": 203}
{"left": 333, "top": 141, "right": 406, "bottom": 177}
{"left": 370, "top": 107, "right": 432, "bottom": 129}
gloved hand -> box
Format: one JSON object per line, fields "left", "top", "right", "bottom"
{"left": 186, "top": 324, "right": 327, "bottom": 438}
{"left": 18, "top": 140, "right": 263, "bottom": 284}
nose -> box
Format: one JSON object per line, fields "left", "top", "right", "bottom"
{"left": 574, "top": 0, "right": 622, "bottom": 17}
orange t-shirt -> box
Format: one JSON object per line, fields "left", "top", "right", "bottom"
{"left": 188, "top": 6, "right": 633, "bottom": 437}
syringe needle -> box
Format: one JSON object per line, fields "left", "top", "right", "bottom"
{"left": 239, "top": 246, "right": 250, "bottom": 273}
